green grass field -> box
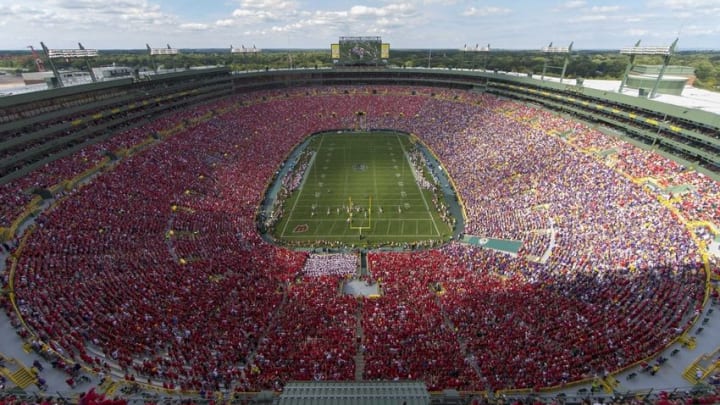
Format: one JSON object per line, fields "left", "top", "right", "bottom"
{"left": 272, "top": 131, "right": 453, "bottom": 247}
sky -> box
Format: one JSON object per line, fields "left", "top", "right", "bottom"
{"left": 0, "top": 0, "right": 718, "bottom": 50}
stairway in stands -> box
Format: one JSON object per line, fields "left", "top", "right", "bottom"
{"left": 0, "top": 356, "right": 37, "bottom": 389}
{"left": 353, "top": 252, "right": 369, "bottom": 380}
{"left": 435, "top": 294, "right": 490, "bottom": 391}
{"left": 354, "top": 302, "right": 366, "bottom": 380}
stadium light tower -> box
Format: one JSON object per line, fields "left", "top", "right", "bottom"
{"left": 230, "top": 45, "right": 261, "bottom": 72}
{"left": 462, "top": 43, "right": 490, "bottom": 70}
{"left": 231, "top": 44, "right": 260, "bottom": 54}
{"left": 40, "top": 41, "right": 99, "bottom": 88}
{"left": 618, "top": 38, "right": 678, "bottom": 98}
{"left": 77, "top": 43, "right": 98, "bottom": 83}
{"left": 541, "top": 41, "right": 573, "bottom": 83}
{"left": 147, "top": 43, "right": 180, "bottom": 73}
{"left": 230, "top": 45, "right": 244, "bottom": 72}
{"left": 478, "top": 44, "right": 490, "bottom": 70}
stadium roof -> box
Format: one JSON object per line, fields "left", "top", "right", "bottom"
{"left": 540, "top": 75, "right": 720, "bottom": 116}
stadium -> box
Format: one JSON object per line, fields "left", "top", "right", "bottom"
{"left": 1, "top": 37, "right": 720, "bottom": 405}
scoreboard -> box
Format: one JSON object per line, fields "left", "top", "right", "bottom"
{"left": 332, "top": 36, "right": 389, "bottom": 65}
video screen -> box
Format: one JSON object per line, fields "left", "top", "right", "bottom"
{"left": 338, "top": 37, "right": 382, "bottom": 65}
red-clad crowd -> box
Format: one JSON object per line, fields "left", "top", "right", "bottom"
{"left": 2, "top": 85, "right": 715, "bottom": 395}
{"left": 0, "top": 101, "right": 222, "bottom": 228}
{"left": 364, "top": 250, "right": 482, "bottom": 391}
{"left": 249, "top": 276, "right": 357, "bottom": 390}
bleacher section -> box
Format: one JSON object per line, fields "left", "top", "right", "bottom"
{"left": 227, "top": 69, "right": 720, "bottom": 174}
{"left": 484, "top": 78, "right": 720, "bottom": 172}
{"left": 0, "top": 67, "right": 232, "bottom": 185}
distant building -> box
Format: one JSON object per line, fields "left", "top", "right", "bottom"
{"left": 22, "top": 66, "right": 134, "bottom": 88}
{"left": 92, "top": 65, "right": 135, "bottom": 80}
{"left": 21, "top": 71, "right": 54, "bottom": 85}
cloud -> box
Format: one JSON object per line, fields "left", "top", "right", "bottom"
{"left": 625, "top": 28, "right": 649, "bottom": 36}
{"left": 682, "top": 24, "right": 720, "bottom": 35}
{"left": 422, "top": 0, "right": 459, "bottom": 4}
{"left": 0, "top": 4, "right": 25, "bottom": 24}
{"left": 647, "top": 0, "right": 720, "bottom": 18}
{"left": 653, "top": 0, "right": 720, "bottom": 9}
{"left": 1, "top": 3, "right": 33, "bottom": 14}
{"left": 1, "top": 0, "right": 719, "bottom": 50}
{"left": 590, "top": 5, "right": 621, "bottom": 12}
{"left": 308, "top": 10, "right": 349, "bottom": 20}
{"left": 0, "top": 0, "right": 189, "bottom": 48}
{"left": 179, "top": 23, "right": 209, "bottom": 31}
{"left": 575, "top": 14, "right": 608, "bottom": 21}
{"left": 560, "top": 0, "right": 587, "bottom": 9}
{"left": 231, "top": 9, "right": 253, "bottom": 17}
{"left": 349, "top": 3, "right": 417, "bottom": 18}
{"left": 239, "top": 0, "right": 299, "bottom": 9}
{"left": 228, "top": 0, "right": 303, "bottom": 24}
{"left": 163, "top": 0, "right": 415, "bottom": 41}
{"left": 377, "top": 16, "right": 410, "bottom": 29}
{"left": 13, "top": 0, "right": 177, "bottom": 32}
{"left": 349, "top": 5, "right": 382, "bottom": 17}
{"left": 232, "top": 8, "right": 287, "bottom": 23}
{"left": 215, "top": 19, "right": 235, "bottom": 27}
{"left": 462, "top": 6, "right": 512, "bottom": 17}
{"left": 264, "top": 11, "right": 342, "bottom": 33}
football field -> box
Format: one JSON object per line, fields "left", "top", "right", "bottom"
{"left": 273, "top": 131, "right": 453, "bottom": 247}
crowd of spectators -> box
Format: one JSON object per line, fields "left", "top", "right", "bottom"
{"left": 365, "top": 250, "right": 482, "bottom": 391}
{"left": 300, "top": 254, "right": 358, "bottom": 277}
{"left": 0, "top": 181, "right": 35, "bottom": 228}
{"left": 2, "top": 84, "right": 716, "bottom": 395}
{"left": 668, "top": 172, "right": 720, "bottom": 226}
{"left": 493, "top": 388, "right": 720, "bottom": 405}
{"left": 281, "top": 150, "right": 313, "bottom": 194}
{"left": 0, "top": 388, "right": 127, "bottom": 405}
{"left": 249, "top": 276, "right": 357, "bottom": 390}
{"left": 0, "top": 105, "right": 209, "bottom": 228}
{"left": 566, "top": 125, "right": 720, "bottom": 227}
